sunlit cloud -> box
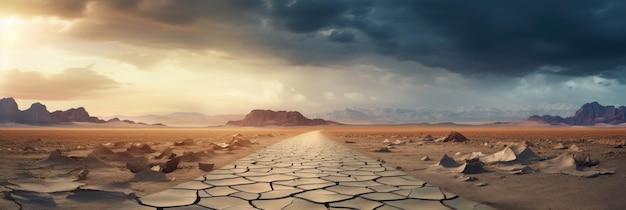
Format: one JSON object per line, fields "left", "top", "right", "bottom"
{"left": 1, "top": 67, "right": 119, "bottom": 100}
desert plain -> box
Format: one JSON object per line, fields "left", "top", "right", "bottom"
{"left": 1, "top": 124, "right": 625, "bottom": 210}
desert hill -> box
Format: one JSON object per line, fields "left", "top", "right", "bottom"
{"left": 226, "top": 109, "right": 340, "bottom": 126}
{"left": 0, "top": 97, "right": 159, "bottom": 126}
{"left": 107, "top": 112, "right": 243, "bottom": 127}
{"left": 528, "top": 102, "right": 626, "bottom": 125}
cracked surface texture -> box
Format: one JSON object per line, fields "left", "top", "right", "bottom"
{"left": 116, "top": 131, "right": 495, "bottom": 210}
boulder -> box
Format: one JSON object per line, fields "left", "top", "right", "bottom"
{"left": 125, "top": 158, "right": 150, "bottom": 173}
{"left": 198, "top": 162, "right": 215, "bottom": 172}
{"left": 162, "top": 157, "right": 181, "bottom": 173}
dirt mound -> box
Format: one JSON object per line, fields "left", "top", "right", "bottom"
{"left": 534, "top": 152, "right": 615, "bottom": 177}
{"left": 125, "top": 157, "right": 150, "bottom": 173}
{"left": 478, "top": 145, "right": 542, "bottom": 164}
{"left": 92, "top": 144, "right": 118, "bottom": 160}
{"left": 79, "top": 153, "right": 112, "bottom": 168}
{"left": 35, "top": 150, "right": 79, "bottom": 169}
{"left": 432, "top": 154, "right": 486, "bottom": 174}
{"left": 127, "top": 144, "right": 156, "bottom": 156}
{"left": 174, "top": 139, "right": 194, "bottom": 146}
{"left": 435, "top": 131, "right": 468, "bottom": 142}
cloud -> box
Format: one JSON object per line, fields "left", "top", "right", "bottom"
{"left": 4, "top": 0, "right": 626, "bottom": 80}
{"left": 0, "top": 0, "right": 89, "bottom": 18}
{"left": 322, "top": 91, "right": 336, "bottom": 100}
{"left": 327, "top": 30, "right": 355, "bottom": 43}
{"left": 344, "top": 92, "right": 365, "bottom": 100}
{"left": 1, "top": 67, "right": 119, "bottom": 100}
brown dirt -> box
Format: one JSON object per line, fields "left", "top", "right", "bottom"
{"left": 0, "top": 127, "right": 309, "bottom": 209}
{"left": 323, "top": 125, "right": 626, "bottom": 210}
{"left": 2, "top": 125, "right": 625, "bottom": 210}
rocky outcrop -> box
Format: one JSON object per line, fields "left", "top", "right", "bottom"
{"left": 18, "top": 103, "right": 52, "bottom": 124}
{"left": 226, "top": 109, "right": 339, "bottom": 126}
{"left": 0, "top": 97, "right": 154, "bottom": 126}
{"left": 51, "top": 107, "right": 105, "bottom": 123}
{"left": 569, "top": 102, "right": 626, "bottom": 125}
{"left": 528, "top": 102, "right": 626, "bottom": 125}
{"left": 0, "top": 97, "right": 20, "bottom": 122}
{"left": 527, "top": 115, "right": 567, "bottom": 125}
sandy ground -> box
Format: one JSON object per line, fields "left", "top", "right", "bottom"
{"left": 1, "top": 124, "right": 625, "bottom": 209}
{"left": 0, "top": 127, "right": 308, "bottom": 209}
{"left": 323, "top": 125, "right": 626, "bottom": 210}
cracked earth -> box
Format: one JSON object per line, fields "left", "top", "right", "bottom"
{"left": 116, "top": 131, "right": 494, "bottom": 210}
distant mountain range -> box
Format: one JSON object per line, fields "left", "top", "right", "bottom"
{"left": 0, "top": 97, "right": 160, "bottom": 126}
{"left": 227, "top": 110, "right": 339, "bottom": 127}
{"left": 528, "top": 102, "right": 626, "bottom": 125}
{"left": 106, "top": 112, "right": 243, "bottom": 127}
{"left": 306, "top": 105, "right": 578, "bottom": 124}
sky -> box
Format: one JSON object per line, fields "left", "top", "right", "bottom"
{"left": 1, "top": 0, "right": 626, "bottom": 117}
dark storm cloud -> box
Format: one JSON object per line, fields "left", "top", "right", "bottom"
{"left": 6, "top": 0, "right": 626, "bottom": 80}
{"left": 390, "top": 1, "right": 626, "bottom": 77}
{"left": 328, "top": 30, "right": 355, "bottom": 43}
{"left": 262, "top": 0, "right": 626, "bottom": 80}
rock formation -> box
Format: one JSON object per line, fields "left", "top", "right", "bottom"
{"left": 526, "top": 115, "right": 567, "bottom": 125}
{"left": 0, "top": 97, "right": 20, "bottom": 122}
{"left": 528, "top": 102, "right": 626, "bottom": 125}
{"left": 226, "top": 109, "right": 339, "bottom": 126}
{"left": 50, "top": 107, "right": 104, "bottom": 123}
{"left": 0, "top": 97, "right": 156, "bottom": 126}
{"left": 18, "top": 103, "right": 52, "bottom": 124}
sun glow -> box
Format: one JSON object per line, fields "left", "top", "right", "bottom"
{"left": 1, "top": 17, "right": 22, "bottom": 42}
{"left": 1, "top": 17, "right": 21, "bottom": 70}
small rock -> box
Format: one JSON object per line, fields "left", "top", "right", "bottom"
{"left": 475, "top": 182, "right": 488, "bottom": 187}
{"left": 393, "top": 140, "right": 405, "bottom": 145}
{"left": 344, "top": 140, "right": 356, "bottom": 144}
{"left": 568, "top": 144, "right": 583, "bottom": 152}
{"left": 155, "top": 148, "right": 174, "bottom": 159}
{"left": 77, "top": 169, "right": 89, "bottom": 180}
{"left": 553, "top": 143, "right": 567, "bottom": 150}
{"left": 22, "top": 146, "right": 37, "bottom": 152}
{"left": 198, "top": 162, "right": 215, "bottom": 172}
{"left": 373, "top": 147, "right": 392, "bottom": 153}
{"left": 421, "top": 156, "right": 431, "bottom": 161}
{"left": 456, "top": 176, "right": 477, "bottom": 182}
{"left": 174, "top": 139, "right": 194, "bottom": 146}
{"left": 162, "top": 157, "right": 181, "bottom": 173}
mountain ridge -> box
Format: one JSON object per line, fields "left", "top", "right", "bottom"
{"left": 106, "top": 112, "right": 243, "bottom": 127}
{"left": 227, "top": 109, "right": 339, "bottom": 126}
{"left": 307, "top": 106, "right": 577, "bottom": 124}
{"left": 0, "top": 97, "right": 160, "bottom": 126}
{"left": 528, "top": 102, "right": 626, "bottom": 125}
